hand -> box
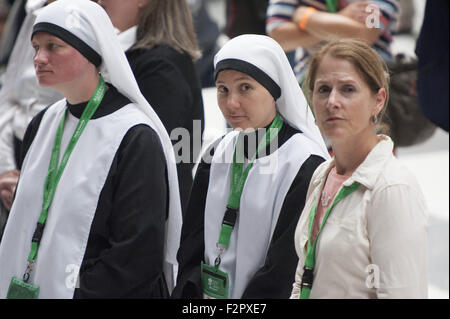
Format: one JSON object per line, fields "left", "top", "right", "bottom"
{"left": 338, "top": 1, "right": 379, "bottom": 25}
{"left": 0, "top": 169, "right": 20, "bottom": 210}
{"left": 292, "top": 6, "right": 310, "bottom": 25}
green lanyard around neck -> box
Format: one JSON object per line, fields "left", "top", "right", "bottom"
{"left": 299, "top": 181, "right": 360, "bottom": 299}
{"left": 215, "top": 113, "right": 284, "bottom": 266}
{"left": 325, "top": 0, "right": 338, "bottom": 12}
{"left": 23, "top": 76, "right": 107, "bottom": 282}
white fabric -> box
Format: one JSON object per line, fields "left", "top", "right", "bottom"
{"left": 213, "top": 34, "right": 329, "bottom": 159}
{"left": 0, "top": 0, "right": 182, "bottom": 296}
{"left": 291, "top": 136, "right": 429, "bottom": 299}
{"left": 204, "top": 131, "right": 326, "bottom": 298}
{"left": 117, "top": 25, "right": 137, "bottom": 52}
{"left": 0, "top": 101, "right": 151, "bottom": 298}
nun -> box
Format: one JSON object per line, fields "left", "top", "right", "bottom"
{"left": 0, "top": 0, "right": 182, "bottom": 298}
{"left": 173, "top": 34, "right": 330, "bottom": 299}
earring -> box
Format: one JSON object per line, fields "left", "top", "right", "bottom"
{"left": 372, "top": 114, "right": 378, "bottom": 124}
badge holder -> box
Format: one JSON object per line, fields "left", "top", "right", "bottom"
{"left": 7, "top": 262, "right": 40, "bottom": 299}
{"left": 201, "top": 258, "right": 229, "bottom": 299}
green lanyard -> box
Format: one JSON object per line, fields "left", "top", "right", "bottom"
{"left": 23, "top": 76, "right": 107, "bottom": 282}
{"left": 299, "top": 181, "right": 360, "bottom": 299}
{"left": 325, "top": 0, "right": 338, "bottom": 12}
{"left": 215, "top": 113, "right": 284, "bottom": 266}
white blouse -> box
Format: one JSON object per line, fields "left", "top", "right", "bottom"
{"left": 291, "top": 136, "right": 429, "bottom": 299}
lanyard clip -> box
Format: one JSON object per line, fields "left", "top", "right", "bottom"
{"left": 215, "top": 243, "right": 226, "bottom": 267}
{"left": 23, "top": 260, "right": 35, "bottom": 283}
{"left": 301, "top": 266, "right": 314, "bottom": 290}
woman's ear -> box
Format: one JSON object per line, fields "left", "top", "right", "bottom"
{"left": 374, "top": 87, "right": 386, "bottom": 116}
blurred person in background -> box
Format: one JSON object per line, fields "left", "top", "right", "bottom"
{"left": 0, "top": 0, "right": 26, "bottom": 73}
{"left": 225, "top": 0, "right": 268, "bottom": 38}
{"left": 415, "top": 0, "right": 449, "bottom": 132}
{"left": 188, "top": 0, "right": 220, "bottom": 88}
{"left": 98, "top": 0, "right": 204, "bottom": 214}
{"left": 266, "top": 0, "right": 399, "bottom": 84}
{"left": 0, "top": 0, "right": 11, "bottom": 50}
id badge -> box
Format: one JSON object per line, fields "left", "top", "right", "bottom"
{"left": 6, "top": 276, "right": 40, "bottom": 299}
{"left": 201, "top": 262, "right": 229, "bottom": 299}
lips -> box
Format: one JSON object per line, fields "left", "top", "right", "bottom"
{"left": 228, "top": 115, "right": 247, "bottom": 121}
{"left": 326, "top": 116, "right": 343, "bottom": 122}
{"left": 36, "top": 69, "right": 52, "bottom": 76}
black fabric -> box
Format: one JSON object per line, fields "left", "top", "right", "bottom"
{"left": 415, "top": 0, "right": 449, "bottom": 131}
{"left": 32, "top": 22, "right": 102, "bottom": 67}
{"left": 19, "top": 85, "right": 170, "bottom": 298}
{"left": 173, "top": 121, "right": 325, "bottom": 299}
{"left": 126, "top": 45, "right": 204, "bottom": 215}
{"left": 226, "top": 0, "right": 268, "bottom": 38}
{"left": 214, "top": 59, "right": 281, "bottom": 100}
{"left": 13, "top": 135, "right": 22, "bottom": 169}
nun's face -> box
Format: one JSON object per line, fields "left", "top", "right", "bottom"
{"left": 32, "top": 32, "right": 93, "bottom": 89}
{"left": 98, "top": 0, "right": 147, "bottom": 32}
{"left": 216, "top": 70, "right": 277, "bottom": 130}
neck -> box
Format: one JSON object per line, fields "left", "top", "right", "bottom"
{"left": 331, "top": 130, "right": 380, "bottom": 176}
{"left": 60, "top": 73, "right": 100, "bottom": 105}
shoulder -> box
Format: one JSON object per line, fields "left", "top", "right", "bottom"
{"left": 120, "top": 124, "right": 164, "bottom": 153}
{"left": 375, "top": 155, "right": 422, "bottom": 192}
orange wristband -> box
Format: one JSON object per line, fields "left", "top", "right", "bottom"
{"left": 298, "top": 7, "right": 317, "bottom": 31}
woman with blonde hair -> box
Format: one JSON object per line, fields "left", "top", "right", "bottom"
{"left": 98, "top": 0, "right": 204, "bottom": 213}
{"left": 291, "top": 39, "right": 428, "bottom": 299}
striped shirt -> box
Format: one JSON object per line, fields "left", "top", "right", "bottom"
{"left": 266, "top": 0, "right": 399, "bottom": 83}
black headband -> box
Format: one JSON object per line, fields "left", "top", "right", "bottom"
{"left": 32, "top": 22, "right": 102, "bottom": 67}
{"left": 214, "top": 59, "right": 281, "bottom": 100}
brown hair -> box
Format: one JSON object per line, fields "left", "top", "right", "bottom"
{"left": 131, "top": 0, "right": 201, "bottom": 61}
{"left": 304, "top": 38, "right": 390, "bottom": 133}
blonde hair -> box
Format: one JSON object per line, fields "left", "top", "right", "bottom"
{"left": 304, "top": 39, "right": 390, "bottom": 133}
{"left": 131, "top": 0, "right": 201, "bottom": 61}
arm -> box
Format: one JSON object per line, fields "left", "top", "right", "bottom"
{"left": 75, "top": 125, "right": 169, "bottom": 298}
{"left": 292, "top": 3, "right": 382, "bottom": 44}
{"left": 367, "top": 184, "right": 428, "bottom": 298}
{"left": 267, "top": 1, "right": 382, "bottom": 51}
{"left": 242, "top": 155, "right": 325, "bottom": 298}
{"left": 266, "top": 0, "right": 321, "bottom": 52}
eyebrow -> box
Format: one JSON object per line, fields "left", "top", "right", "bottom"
{"left": 315, "top": 78, "right": 359, "bottom": 85}
{"left": 216, "top": 75, "right": 252, "bottom": 84}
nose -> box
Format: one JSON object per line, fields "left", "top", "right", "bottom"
{"left": 326, "top": 88, "right": 340, "bottom": 110}
{"left": 226, "top": 92, "right": 241, "bottom": 111}
{"left": 34, "top": 48, "right": 49, "bottom": 65}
